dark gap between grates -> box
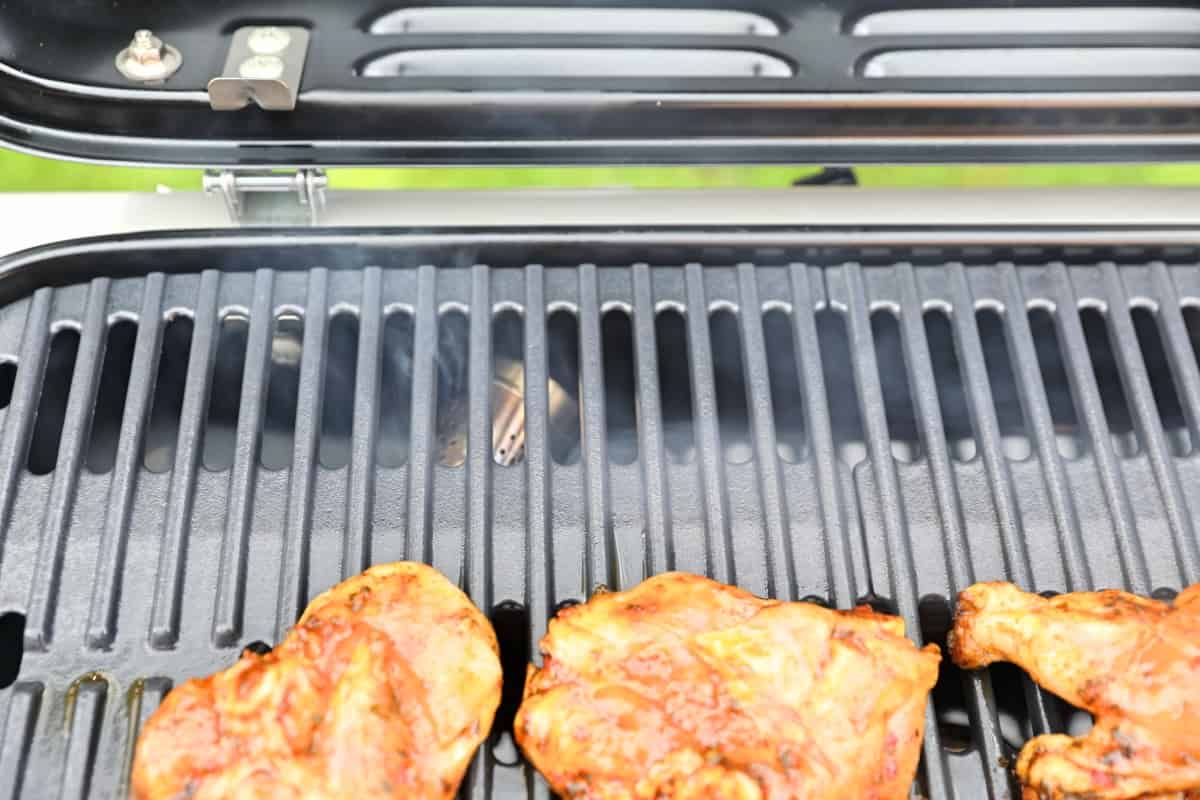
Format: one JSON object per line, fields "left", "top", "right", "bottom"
{"left": 1132, "top": 306, "right": 1191, "bottom": 457}
{"left": 260, "top": 312, "right": 304, "bottom": 471}
{"left": 1060, "top": 704, "right": 1095, "bottom": 738}
{"left": 435, "top": 309, "right": 470, "bottom": 468}
{"left": 547, "top": 308, "right": 582, "bottom": 466}
{"left": 924, "top": 309, "right": 977, "bottom": 462}
{"left": 241, "top": 640, "right": 272, "bottom": 657}
{"left": 320, "top": 312, "right": 360, "bottom": 470}
{"left": 762, "top": 307, "right": 806, "bottom": 464}
{"left": 378, "top": 309, "right": 415, "bottom": 469}
{"left": 1080, "top": 307, "right": 1138, "bottom": 457}
{"left": 655, "top": 307, "right": 695, "bottom": 464}
{"left": 989, "top": 662, "right": 1035, "bottom": 754}
{"left": 918, "top": 594, "right": 974, "bottom": 755}
{"left": 86, "top": 319, "right": 137, "bottom": 474}
{"left": 203, "top": 312, "right": 249, "bottom": 472}
{"left": 1182, "top": 305, "right": 1200, "bottom": 382}
{"left": 857, "top": 593, "right": 899, "bottom": 617}
{"left": 27, "top": 327, "right": 80, "bottom": 476}
{"left": 552, "top": 598, "right": 581, "bottom": 619}
{"left": 602, "top": 308, "right": 638, "bottom": 466}
{"left": 1028, "top": 308, "right": 1083, "bottom": 460}
{"left": 872, "top": 309, "right": 921, "bottom": 463}
{"left": 976, "top": 308, "right": 1032, "bottom": 461}
{"left": 144, "top": 315, "right": 193, "bottom": 474}
{"left": 489, "top": 601, "right": 531, "bottom": 767}
{"left": 709, "top": 307, "right": 752, "bottom": 464}
{"left": 0, "top": 611, "right": 25, "bottom": 689}
{"left": 816, "top": 307, "right": 866, "bottom": 466}
{"left": 492, "top": 308, "right": 525, "bottom": 467}
{"left": 0, "top": 360, "right": 17, "bottom": 410}
{"left": 1154, "top": 586, "right": 1179, "bottom": 601}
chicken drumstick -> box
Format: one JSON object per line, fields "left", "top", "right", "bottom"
{"left": 950, "top": 581, "right": 1200, "bottom": 800}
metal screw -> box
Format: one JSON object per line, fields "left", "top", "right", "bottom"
{"left": 239, "top": 55, "right": 286, "bottom": 81}
{"left": 247, "top": 27, "right": 292, "bottom": 55}
{"left": 131, "top": 30, "right": 160, "bottom": 61}
{"left": 115, "top": 28, "right": 182, "bottom": 83}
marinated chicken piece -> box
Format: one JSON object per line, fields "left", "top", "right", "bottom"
{"left": 949, "top": 581, "right": 1200, "bottom": 800}
{"left": 132, "top": 562, "right": 502, "bottom": 800}
{"left": 515, "top": 572, "right": 941, "bottom": 800}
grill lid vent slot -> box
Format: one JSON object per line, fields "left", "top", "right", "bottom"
{"left": 862, "top": 48, "right": 1200, "bottom": 78}
{"left": 369, "top": 6, "right": 781, "bottom": 35}
{"left": 851, "top": 7, "right": 1200, "bottom": 36}
{"left": 360, "top": 48, "right": 794, "bottom": 77}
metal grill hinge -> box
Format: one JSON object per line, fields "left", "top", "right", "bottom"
{"left": 203, "top": 169, "right": 327, "bottom": 226}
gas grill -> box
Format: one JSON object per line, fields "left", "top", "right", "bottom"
{"left": 4, "top": 2, "right": 1200, "bottom": 799}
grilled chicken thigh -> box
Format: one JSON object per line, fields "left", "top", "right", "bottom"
{"left": 515, "top": 572, "right": 941, "bottom": 800}
{"left": 131, "top": 562, "right": 502, "bottom": 800}
{"left": 950, "top": 582, "right": 1200, "bottom": 800}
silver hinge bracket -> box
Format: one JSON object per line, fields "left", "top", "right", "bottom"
{"left": 203, "top": 169, "right": 328, "bottom": 226}
{"left": 208, "top": 26, "right": 310, "bottom": 112}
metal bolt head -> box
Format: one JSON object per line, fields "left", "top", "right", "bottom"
{"left": 247, "top": 27, "right": 292, "bottom": 55}
{"left": 239, "top": 55, "right": 286, "bottom": 81}
{"left": 116, "top": 28, "right": 182, "bottom": 83}
{"left": 129, "top": 30, "right": 163, "bottom": 65}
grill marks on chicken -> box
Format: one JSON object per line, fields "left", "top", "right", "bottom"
{"left": 131, "top": 562, "right": 502, "bottom": 800}
{"left": 950, "top": 581, "right": 1200, "bottom": 800}
{"left": 514, "top": 572, "right": 941, "bottom": 800}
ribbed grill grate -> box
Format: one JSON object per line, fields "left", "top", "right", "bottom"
{"left": 0, "top": 257, "right": 1198, "bottom": 798}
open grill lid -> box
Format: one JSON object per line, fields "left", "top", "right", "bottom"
{"left": 5, "top": 0, "right": 1200, "bottom": 166}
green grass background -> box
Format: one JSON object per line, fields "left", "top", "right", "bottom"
{"left": 4, "top": 149, "right": 1200, "bottom": 191}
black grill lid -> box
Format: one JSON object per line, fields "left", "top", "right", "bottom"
{"left": 5, "top": 0, "right": 1200, "bottom": 166}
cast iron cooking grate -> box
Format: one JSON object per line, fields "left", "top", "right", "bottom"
{"left": 0, "top": 255, "right": 1198, "bottom": 799}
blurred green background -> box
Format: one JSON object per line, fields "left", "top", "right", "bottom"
{"left": 5, "top": 149, "right": 1200, "bottom": 190}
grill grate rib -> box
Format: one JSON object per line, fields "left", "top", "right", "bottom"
{"left": 1, "top": 255, "right": 1200, "bottom": 798}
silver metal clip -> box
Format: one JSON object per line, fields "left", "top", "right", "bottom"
{"left": 203, "top": 169, "right": 327, "bottom": 226}
{"left": 208, "top": 26, "right": 309, "bottom": 111}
